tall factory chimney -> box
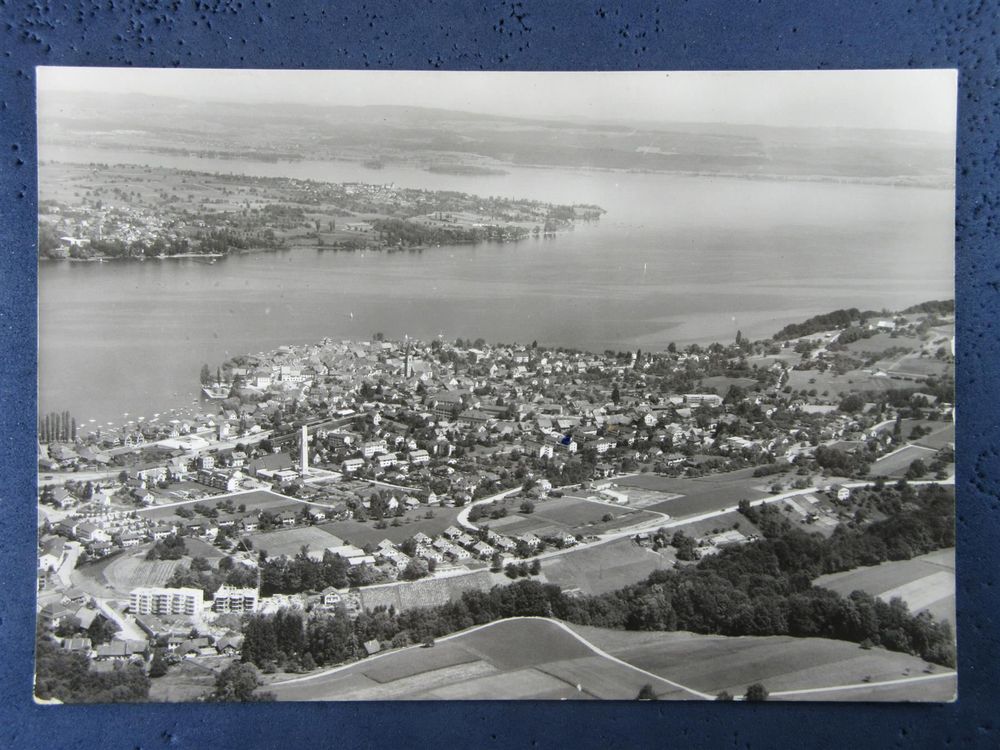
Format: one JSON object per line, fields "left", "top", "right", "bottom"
{"left": 300, "top": 424, "right": 309, "bottom": 477}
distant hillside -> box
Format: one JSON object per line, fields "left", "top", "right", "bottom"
{"left": 38, "top": 92, "right": 955, "bottom": 186}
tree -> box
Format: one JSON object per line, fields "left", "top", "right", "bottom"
{"left": 87, "top": 616, "right": 118, "bottom": 645}
{"left": 744, "top": 683, "right": 769, "bottom": 702}
{"left": 636, "top": 683, "right": 657, "bottom": 700}
{"left": 200, "top": 364, "right": 212, "bottom": 385}
{"left": 839, "top": 394, "right": 865, "bottom": 414}
{"left": 206, "top": 662, "right": 275, "bottom": 702}
{"left": 400, "top": 557, "right": 430, "bottom": 581}
{"left": 148, "top": 649, "right": 169, "bottom": 678}
{"left": 715, "top": 690, "right": 734, "bottom": 701}
{"left": 611, "top": 385, "right": 621, "bottom": 406}
{"left": 906, "top": 459, "right": 928, "bottom": 480}
{"left": 519, "top": 500, "right": 535, "bottom": 515}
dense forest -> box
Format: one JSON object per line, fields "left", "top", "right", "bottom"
{"left": 240, "top": 483, "right": 955, "bottom": 674}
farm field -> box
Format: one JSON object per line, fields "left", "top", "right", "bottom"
{"left": 184, "top": 537, "right": 227, "bottom": 562}
{"left": 268, "top": 617, "right": 954, "bottom": 702}
{"left": 695, "top": 375, "right": 758, "bottom": 394}
{"left": 540, "top": 538, "right": 672, "bottom": 595}
{"left": 881, "top": 353, "right": 953, "bottom": 379}
{"left": 318, "top": 505, "right": 463, "bottom": 548}
{"left": 814, "top": 548, "right": 955, "bottom": 626}
{"left": 100, "top": 551, "right": 184, "bottom": 592}
{"left": 248, "top": 526, "right": 344, "bottom": 558}
{"left": 784, "top": 369, "right": 902, "bottom": 398}
{"left": 617, "top": 469, "right": 771, "bottom": 518}
{"left": 148, "top": 658, "right": 229, "bottom": 702}
{"left": 567, "top": 624, "right": 955, "bottom": 701}
{"left": 841, "top": 333, "right": 920, "bottom": 356}
{"left": 869, "top": 444, "right": 938, "bottom": 477}
{"left": 905, "top": 421, "right": 955, "bottom": 450}
{"left": 672, "top": 510, "right": 762, "bottom": 540}
{"left": 483, "top": 494, "right": 659, "bottom": 539}
{"left": 358, "top": 570, "right": 494, "bottom": 612}
{"left": 269, "top": 617, "right": 696, "bottom": 701}
{"left": 138, "top": 488, "right": 308, "bottom": 523}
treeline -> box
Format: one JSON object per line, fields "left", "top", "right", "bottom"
{"left": 34, "top": 634, "right": 150, "bottom": 703}
{"left": 901, "top": 300, "right": 954, "bottom": 315}
{"left": 240, "top": 484, "right": 954, "bottom": 674}
{"left": 774, "top": 308, "right": 869, "bottom": 340}
{"left": 196, "top": 228, "right": 279, "bottom": 254}
{"left": 372, "top": 218, "right": 530, "bottom": 247}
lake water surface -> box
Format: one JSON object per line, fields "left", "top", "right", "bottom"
{"left": 38, "top": 147, "right": 954, "bottom": 428}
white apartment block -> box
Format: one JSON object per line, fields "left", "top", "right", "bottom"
{"left": 212, "top": 585, "right": 260, "bottom": 614}
{"left": 130, "top": 586, "right": 202, "bottom": 617}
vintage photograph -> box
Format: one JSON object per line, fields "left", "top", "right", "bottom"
{"left": 34, "top": 68, "right": 956, "bottom": 703}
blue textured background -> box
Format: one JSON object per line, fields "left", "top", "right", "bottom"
{"left": 1, "top": 2, "right": 997, "bottom": 747}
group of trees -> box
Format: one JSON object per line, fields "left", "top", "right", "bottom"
{"left": 34, "top": 632, "right": 150, "bottom": 703}
{"left": 259, "top": 549, "right": 352, "bottom": 595}
{"left": 813, "top": 444, "right": 873, "bottom": 478}
{"left": 166, "top": 555, "right": 258, "bottom": 596}
{"left": 146, "top": 534, "right": 187, "bottom": 561}
{"left": 38, "top": 410, "right": 77, "bottom": 443}
{"left": 774, "top": 308, "right": 872, "bottom": 340}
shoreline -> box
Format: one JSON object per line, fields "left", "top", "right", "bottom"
{"left": 40, "top": 150, "right": 955, "bottom": 192}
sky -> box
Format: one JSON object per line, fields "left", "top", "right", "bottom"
{"left": 37, "top": 67, "right": 958, "bottom": 133}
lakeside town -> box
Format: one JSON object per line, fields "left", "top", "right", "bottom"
{"left": 37, "top": 161, "right": 604, "bottom": 262}
{"left": 36, "top": 301, "right": 957, "bottom": 702}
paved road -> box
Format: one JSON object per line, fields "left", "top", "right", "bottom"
{"left": 94, "top": 598, "right": 148, "bottom": 641}
{"left": 54, "top": 542, "right": 83, "bottom": 587}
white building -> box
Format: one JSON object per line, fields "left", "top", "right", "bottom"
{"left": 130, "top": 586, "right": 202, "bottom": 617}
{"left": 212, "top": 585, "right": 260, "bottom": 614}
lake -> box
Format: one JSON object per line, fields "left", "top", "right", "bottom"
{"left": 37, "top": 147, "right": 954, "bottom": 429}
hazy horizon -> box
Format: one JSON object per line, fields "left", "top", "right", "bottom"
{"left": 37, "top": 68, "right": 958, "bottom": 135}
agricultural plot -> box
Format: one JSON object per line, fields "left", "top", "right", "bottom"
{"left": 695, "top": 375, "right": 758, "bottom": 394}
{"left": 148, "top": 658, "right": 227, "bottom": 703}
{"left": 784, "top": 369, "right": 901, "bottom": 398}
{"left": 881, "top": 354, "right": 953, "bottom": 379}
{"left": 568, "top": 624, "right": 953, "bottom": 701}
{"left": 869, "top": 444, "right": 937, "bottom": 477}
{"left": 318, "top": 506, "right": 463, "bottom": 548}
{"left": 496, "top": 495, "right": 659, "bottom": 537}
{"left": 212, "top": 489, "right": 298, "bottom": 512}
{"left": 541, "top": 538, "right": 671, "bottom": 595}
{"left": 814, "top": 548, "right": 955, "bottom": 626}
{"left": 101, "top": 552, "right": 184, "bottom": 592}
{"left": 841, "top": 333, "right": 921, "bottom": 355}
{"left": 673, "top": 510, "right": 761, "bottom": 541}
{"left": 270, "top": 617, "right": 953, "bottom": 702}
{"left": 272, "top": 618, "right": 650, "bottom": 701}
{"left": 904, "top": 421, "right": 955, "bottom": 451}
{"left": 248, "top": 526, "right": 344, "bottom": 559}
{"left": 183, "top": 537, "right": 227, "bottom": 562}
{"left": 358, "top": 571, "right": 494, "bottom": 612}
{"left": 618, "top": 469, "right": 771, "bottom": 519}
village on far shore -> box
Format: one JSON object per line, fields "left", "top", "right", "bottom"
{"left": 36, "top": 300, "right": 956, "bottom": 702}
